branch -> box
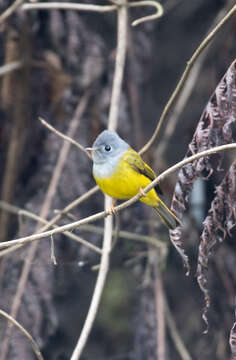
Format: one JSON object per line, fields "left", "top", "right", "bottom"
{"left": 154, "top": 264, "right": 166, "bottom": 360}
{"left": 139, "top": 4, "right": 236, "bottom": 155}
{"left": 0, "top": 61, "right": 23, "bottom": 76}
{"left": 65, "top": 215, "right": 163, "bottom": 247}
{"left": 22, "top": 1, "right": 163, "bottom": 27}
{"left": 71, "top": 1, "right": 128, "bottom": 358}
{"left": 0, "top": 200, "right": 102, "bottom": 255}
{"left": 129, "top": 1, "right": 163, "bottom": 26}
{"left": 165, "top": 299, "right": 192, "bottom": 360}
{"left": 108, "top": 0, "right": 128, "bottom": 131}
{"left": 0, "top": 0, "right": 25, "bottom": 24}
{"left": 0, "top": 309, "right": 44, "bottom": 360}
{"left": 0, "top": 201, "right": 164, "bottom": 250}
{"left": 1, "top": 143, "right": 235, "bottom": 250}
{"left": 70, "top": 196, "right": 113, "bottom": 360}
{"left": 22, "top": 2, "right": 117, "bottom": 13}
{"left": 0, "top": 92, "right": 90, "bottom": 360}
{"left": 39, "top": 117, "right": 91, "bottom": 159}
{"left": 0, "top": 184, "right": 99, "bottom": 258}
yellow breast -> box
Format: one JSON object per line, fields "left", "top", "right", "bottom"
{"left": 93, "top": 150, "right": 158, "bottom": 207}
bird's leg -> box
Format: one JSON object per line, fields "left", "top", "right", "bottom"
{"left": 139, "top": 187, "right": 146, "bottom": 197}
{"left": 109, "top": 198, "right": 117, "bottom": 215}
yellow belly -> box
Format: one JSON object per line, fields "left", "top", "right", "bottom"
{"left": 93, "top": 156, "right": 158, "bottom": 207}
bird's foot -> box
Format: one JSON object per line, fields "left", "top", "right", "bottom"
{"left": 109, "top": 199, "right": 117, "bottom": 215}
{"left": 139, "top": 187, "right": 146, "bottom": 197}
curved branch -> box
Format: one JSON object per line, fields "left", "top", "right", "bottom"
{"left": 129, "top": 1, "right": 163, "bottom": 26}
{"left": 71, "top": 2, "right": 128, "bottom": 358}
{"left": 0, "top": 0, "right": 25, "bottom": 24}
{"left": 0, "top": 201, "right": 102, "bottom": 255}
{"left": 139, "top": 4, "right": 236, "bottom": 155}
{"left": 0, "top": 310, "right": 44, "bottom": 360}
{"left": 22, "top": 0, "right": 163, "bottom": 27}
{"left": 1, "top": 143, "right": 236, "bottom": 250}
{"left": 39, "top": 117, "right": 91, "bottom": 159}
{"left": 0, "top": 91, "right": 91, "bottom": 360}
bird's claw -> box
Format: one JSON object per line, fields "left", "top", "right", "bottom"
{"left": 139, "top": 187, "right": 146, "bottom": 197}
{"left": 109, "top": 204, "right": 116, "bottom": 215}
{"left": 109, "top": 199, "right": 117, "bottom": 215}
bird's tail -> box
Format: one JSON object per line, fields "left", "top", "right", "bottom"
{"left": 153, "top": 200, "right": 181, "bottom": 230}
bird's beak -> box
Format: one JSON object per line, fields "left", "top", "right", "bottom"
{"left": 85, "top": 147, "right": 97, "bottom": 152}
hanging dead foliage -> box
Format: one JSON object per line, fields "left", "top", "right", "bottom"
{"left": 230, "top": 319, "right": 236, "bottom": 360}
{"left": 170, "top": 59, "right": 236, "bottom": 326}
{"left": 197, "top": 161, "right": 236, "bottom": 333}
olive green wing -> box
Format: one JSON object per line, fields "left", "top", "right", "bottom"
{"left": 124, "top": 148, "right": 163, "bottom": 195}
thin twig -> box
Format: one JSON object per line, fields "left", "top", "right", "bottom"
{"left": 0, "top": 61, "right": 23, "bottom": 76}
{"left": 0, "top": 202, "right": 163, "bottom": 249}
{"left": 0, "top": 200, "right": 102, "bottom": 255}
{"left": 71, "top": 2, "right": 128, "bottom": 357}
{"left": 0, "top": 309, "right": 44, "bottom": 360}
{"left": 39, "top": 117, "right": 91, "bottom": 159}
{"left": 111, "top": 213, "right": 120, "bottom": 250}
{"left": 80, "top": 224, "right": 163, "bottom": 247}
{"left": 0, "top": 92, "right": 90, "bottom": 360}
{"left": 0, "top": 244, "right": 23, "bottom": 258}
{"left": 0, "top": 0, "right": 25, "bottom": 24}
{"left": 22, "top": 2, "right": 117, "bottom": 13}
{"left": 157, "top": 2, "right": 233, "bottom": 160}
{"left": 108, "top": 0, "right": 128, "bottom": 131}
{"left": 55, "top": 185, "right": 99, "bottom": 214}
{"left": 70, "top": 196, "right": 113, "bottom": 360}
{"left": 139, "top": 4, "right": 236, "bottom": 155}
{"left": 154, "top": 263, "right": 166, "bottom": 360}
{"left": 157, "top": 56, "right": 204, "bottom": 160}
{"left": 50, "top": 234, "right": 57, "bottom": 265}
{"left": 165, "top": 299, "right": 192, "bottom": 360}
{"left": 51, "top": 210, "right": 163, "bottom": 247}
{"left": 1, "top": 143, "right": 235, "bottom": 250}
{"left": 22, "top": 0, "right": 163, "bottom": 27}
{"left": 0, "top": 186, "right": 101, "bottom": 257}
{"left": 129, "top": 1, "right": 163, "bottom": 26}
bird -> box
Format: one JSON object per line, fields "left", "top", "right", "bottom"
{"left": 86, "top": 130, "right": 181, "bottom": 230}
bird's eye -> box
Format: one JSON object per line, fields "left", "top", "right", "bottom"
{"left": 105, "top": 145, "right": 111, "bottom": 152}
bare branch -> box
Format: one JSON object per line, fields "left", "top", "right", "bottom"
{"left": 22, "top": 2, "right": 117, "bottom": 13}
{"left": 39, "top": 117, "right": 91, "bottom": 159}
{"left": 165, "top": 299, "right": 192, "bottom": 360}
{"left": 22, "top": 0, "right": 163, "bottom": 27}
{"left": 70, "top": 2, "right": 129, "bottom": 357}
{"left": 0, "top": 185, "right": 100, "bottom": 257}
{"left": 0, "top": 200, "right": 102, "bottom": 255}
{"left": 108, "top": 0, "right": 128, "bottom": 131}
{"left": 0, "top": 0, "right": 25, "bottom": 25}
{"left": 80, "top": 224, "right": 164, "bottom": 247}
{"left": 139, "top": 4, "right": 236, "bottom": 155}
{"left": 71, "top": 196, "right": 113, "bottom": 360}
{"left": 154, "top": 264, "right": 166, "bottom": 360}
{"left": 0, "top": 92, "right": 90, "bottom": 360}
{"left": 1, "top": 143, "right": 235, "bottom": 250}
{"left": 0, "top": 61, "right": 23, "bottom": 76}
{"left": 129, "top": 1, "right": 163, "bottom": 26}
{"left": 0, "top": 309, "right": 44, "bottom": 360}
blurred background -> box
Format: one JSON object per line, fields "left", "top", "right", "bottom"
{"left": 0, "top": 0, "right": 235, "bottom": 359}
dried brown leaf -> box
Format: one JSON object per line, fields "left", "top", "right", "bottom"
{"left": 197, "top": 160, "right": 236, "bottom": 333}
{"left": 170, "top": 59, "right": 236, "bottom": 272}
{"left": 230, "top": 320, "right": 236, "bottom": 360}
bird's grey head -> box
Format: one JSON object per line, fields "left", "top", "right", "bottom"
{"left": 87, "top": 130, "right": 129, "bottom": 165}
